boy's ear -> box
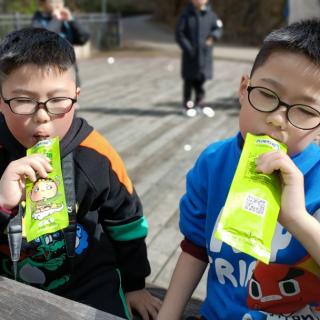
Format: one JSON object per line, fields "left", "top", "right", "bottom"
{"left": 238, "top": 74, "right": 249, "bottom": 103}
{"left": 76, "top": 87, "right": 80, "bottom": 97}
{"left": 0, "top": 96, "right": 4, "bottom": 113}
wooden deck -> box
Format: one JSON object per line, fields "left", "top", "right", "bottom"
{"left": 0, "top": 276, "right": 122, "bottom": 320}
{"left": 77, "top": 52, "right": 251, "bottom": 300}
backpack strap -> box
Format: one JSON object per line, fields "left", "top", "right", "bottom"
{"left": 7, "top": 205, "right": 23, "bottom": 280}
{"left": 62, "top": 151, "right": 77, "bottom": 272}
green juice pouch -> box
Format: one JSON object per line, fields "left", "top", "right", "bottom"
{"left": 25, "top": 137, "right": 69, "bottom": 242}
{"left": 214, "top": 133, "right": 287, "bottom": 264}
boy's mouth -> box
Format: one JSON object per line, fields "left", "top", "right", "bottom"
{"left": 33, "top": 134, "right": 50, "bottom": 141}
{"left": 258, "top": 131, "right": 284, "bottom": 143}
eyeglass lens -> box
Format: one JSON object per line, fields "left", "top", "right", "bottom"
{"left": 9, "top": 97, "right": 74, "bottom": 115}
{"left": 248, "top": 87, "right": 320, "bottom": 129}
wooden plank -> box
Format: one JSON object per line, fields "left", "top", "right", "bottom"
{"left": 0, "top": 276, "right": 124, "bottom": 320}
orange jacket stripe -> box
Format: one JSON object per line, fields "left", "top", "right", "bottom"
{"left": 80, "top": 130, "right": 133, "bottom": 194}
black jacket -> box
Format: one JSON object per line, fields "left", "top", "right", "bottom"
{"left": 0, "top": 115, "right": 150, "bottom": 317}
{"left": 176, "top": 4, "right": 223, "bottom": 80}
{"left": 31, "top": 11, "right": 90, "bottom": 45}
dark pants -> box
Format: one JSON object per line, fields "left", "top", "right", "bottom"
{"left": 62, "top": 268, "right": 129, "bottom": 319}
{"left": 183, "top": 77, "right": 206, "bottom": 108}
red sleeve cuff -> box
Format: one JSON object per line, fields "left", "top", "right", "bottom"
{"left": 180, "top": 238, "right": 209, "bottom": 263}
{"left": 0, "top": 206, "right": 18, "bottom": 215}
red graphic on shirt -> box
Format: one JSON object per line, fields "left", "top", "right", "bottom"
{"left": 247, "top": 258, "right": 320, "bottom": 314}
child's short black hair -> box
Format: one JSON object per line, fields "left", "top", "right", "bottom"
{"left": 251, "top": 19, "right": 320, "bottom": 76}
{"left": 0, "top": 27, "right": 77, "bottom": 85}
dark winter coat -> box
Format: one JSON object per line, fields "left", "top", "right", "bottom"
{"left": 176, "top": 3, "right": 223, "bottom": 80}
{"left": 0, "top": 115, "right": 150, "bottom": 318}
{"left": 31, "top": 11, "right": 90, "bottom": 45}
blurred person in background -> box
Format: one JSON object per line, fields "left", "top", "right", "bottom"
{"left": 32, "top": 0, "right": 90, "bottom": 47}
{"left": 176, "top": 0, "right": 223, "bottom": 118}
{"left": 32, "top": 0, "right": 90, "bottom": 87}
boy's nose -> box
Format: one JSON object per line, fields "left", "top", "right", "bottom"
{"left": 265, "top": 106, "right": 288, "bottom": 129}
{"left": 33, "top": 107, "right": 51, "bottom": 123}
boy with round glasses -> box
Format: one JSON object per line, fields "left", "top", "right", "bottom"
{"left": 158, "top": 19, "right": 320, "bottom": 319}
{"left": 0, "top": 28, "right": 161, "bottom": 319}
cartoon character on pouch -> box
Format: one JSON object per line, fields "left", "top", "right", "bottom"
{"left": 247, "top": 257, "right": 320, "bottom": 315}
{"left": 30, "top": 177, "right": 64, "bottom": 220}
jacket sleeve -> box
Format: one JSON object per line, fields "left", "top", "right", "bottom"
{"left": 0, "top": 208, "right": 15, "bottom": 232}
{"left": 0, "top": 148, "right": 16, "bottom": 232}
{"left": 175, "top": 12, "right": 195, "bottom": 57}
{"left": 31, "top": 12, "right": 63, "bottom": 34}
{"left": 181, "top": 237, "right": 208, "bottom": 262}
{"left": 180, "top": 151, "right": 209, "bottom": 250}
{"left": 210, "top": 12, "right": 223, "bottom": 40}
{"left": 68, "top": 19, "right": 90, "bottom": 45}
{"left": 97, "top": 149, "right": 150, "bottom": 292}
{"left": 31, "top": 12, "right": 90, "bottom": 46}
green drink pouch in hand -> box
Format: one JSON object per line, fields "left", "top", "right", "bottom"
{"left": 25, "top": 137, "right": 69, "bottom": 242}
{"left": 214, "top": 133, "right": 287, "bottom": 264}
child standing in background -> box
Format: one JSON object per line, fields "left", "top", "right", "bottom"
{"left": 176, "top": 0, "right": 223, "bottom": 117}
{"left": 32, "top": 0, "right": 90, "bottom": 46}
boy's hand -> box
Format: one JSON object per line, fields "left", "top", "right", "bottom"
{"left": 59, "top": 7, "right": 72, "bottom": 21}
{"left": 52, "top": 7, "right": 72, "bottom": 21}
{"left": 125, "top": 289, "right": 162, "bottom": 320}
{"left": 206, "top": 36, "right": 214, "bottom": 46}
{"left": 256, "top": 151, "right": 307, "bottom": 228}
{"left": 0, "top": 155, "right": 52, "bottom": 210}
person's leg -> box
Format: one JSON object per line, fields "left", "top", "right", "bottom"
{"left": 63, "top": 268, "right": 130, "bottom": 319}
{"left": 194, "top": 77, "right": 215, "bottom": 118}
{"left": 194, "top": 77, "right": 205, "bottom": 108}
{"left": 183, "top": 79, "right": 197, "bottom": 117}
{"left": 183, "top": 79, "right": 193, "bottom": 108}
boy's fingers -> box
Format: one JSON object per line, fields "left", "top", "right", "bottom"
{"left": 26, "top": 155, "right": 52, "bottom": 176}
{"left": 147, "top": 295, "right": 162, "bottom": 311}
{"left": 138, "top": 308, "right": 149, "bottom": 320}
{"left": 29, "top": 162, "right": 49, "bottom": 178}
{"left": 18, "top": 167, "right": 37, "bottom": 182}
{"left": 29, "top": 154, "right": 51, "bottom": 163}
{"left": 146, "top": 304, "right": 158, "bottom": 320}
{"left": 152, "top": 297, "right": 162, "bottom": 310}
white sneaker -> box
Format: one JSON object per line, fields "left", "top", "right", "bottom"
{"left": 185, "top": 108, "right": 197, "bottom": 117}
{"left": 202, "top": 106, "right": 215, "bottom": 118}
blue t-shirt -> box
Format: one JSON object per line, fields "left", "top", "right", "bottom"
{"left": 180, "top": 132, "right": 320, "bottom": 319}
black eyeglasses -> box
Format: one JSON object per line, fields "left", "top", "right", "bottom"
{"left": 247, "top": 85, "right": 320, "bottom": 130}
{"left": 1, "top": 96, "right": 77, "bottom": 115}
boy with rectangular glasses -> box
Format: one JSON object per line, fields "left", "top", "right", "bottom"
{"left": 0, "top": 28, "right": 161, "bottom": 319}
{"left": 159, "top": 19, "right": 320, "bottom": 319}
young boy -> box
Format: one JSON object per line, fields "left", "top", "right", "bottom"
{"left": 159, "top": 19, "right": 320, "bottom": 319}
{"left": 32, "top": 0, "right": 90, "bottom": 46}
{"left": 32, "top": 0, "right": 90, "bottom": 87}
{"left": 0, "top": 28, "right": 161, "bottom": 319}
{"left": 176, "top": 0, "right": 223, "bottom": 117}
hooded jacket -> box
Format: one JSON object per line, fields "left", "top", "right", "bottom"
{"left": 0, "top": 114, "right": 150, "bottom": 316}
